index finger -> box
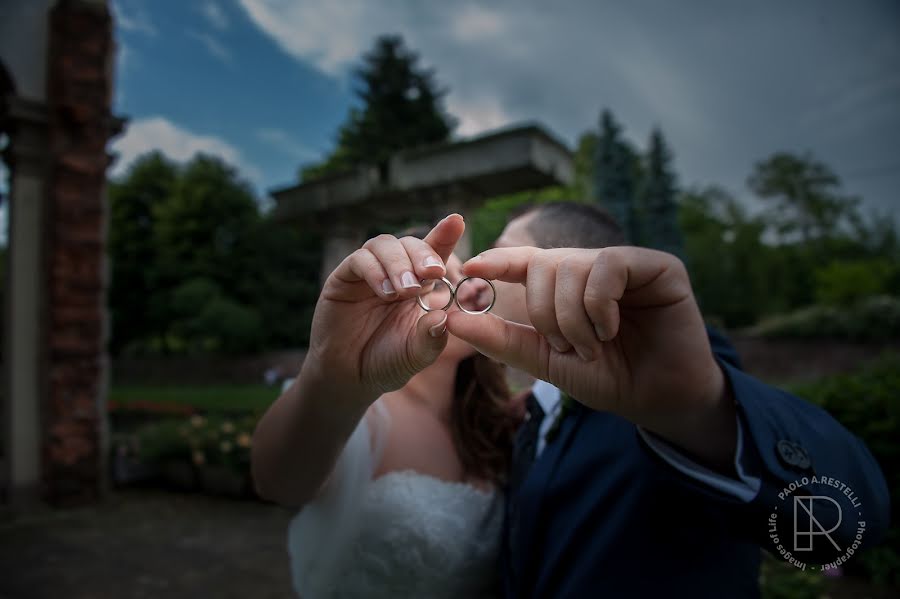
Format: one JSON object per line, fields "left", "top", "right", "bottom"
{"left": 461, "top": 246, "right": 542, "bottom": 283}
{"left": 423, "top": 214, "right": 466, "bottom": 263}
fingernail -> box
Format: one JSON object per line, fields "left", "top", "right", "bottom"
{"left": 429, "top": 314, "right": 448, "bottom": 337}
{"left": 382, "top": 279, "right": 397, "bottom": 295}
{"left": 423, "top": 256, "right": 444, "bottom": 269}
{"left": 594, "top": 324, "right": 607, "bottom": 341}
{"left": 401, "top": 271, "right": 420, "bottom": 289}
{"left": 547, "top": 335, "right": 570, "bottom": 353}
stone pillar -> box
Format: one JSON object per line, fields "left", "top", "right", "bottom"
{"left": 41, "top": 0, "right": 118, "bottom": 505}
{"left": 320, "top": 223, "right": 366, "bottom": 287}
{"left": 2, "top": 98, "right": 49, "bottom": 505}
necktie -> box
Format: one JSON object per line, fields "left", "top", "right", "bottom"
{"left": 510, "top": 394, "right": 545, "bottom": 491}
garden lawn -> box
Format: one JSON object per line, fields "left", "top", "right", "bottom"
{"left": 109, "top": 384, "right": 277, "bottom": 412}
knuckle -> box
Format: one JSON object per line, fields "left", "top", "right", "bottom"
{"left": 364, "top": 233, "right": 396, "bottom": 248}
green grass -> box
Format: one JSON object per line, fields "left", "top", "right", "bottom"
{"left": 109, "top": 384, "right": 277, "bottom": 412}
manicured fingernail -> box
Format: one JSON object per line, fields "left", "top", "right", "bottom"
{"left": 594, "top": 324, "right": 608, "bottom": 341}
{"left": 429, "top": 314, "right": 448, "bottom": 337}
{"left": 423, "top": 256, "right": 444, "bottom": 269}
{"left": 382, "top": 279, "right": 397, "bottom": 295}
{"left": 547, "top": 335, "right": 570, "bottom": 353}
{"left": 401, "top": 271, "right": 420, "bottom": 289}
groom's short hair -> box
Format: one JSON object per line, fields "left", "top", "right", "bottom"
{"left": 513, "top": 201, "right": 625, "bottom": 250}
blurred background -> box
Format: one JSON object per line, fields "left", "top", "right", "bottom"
{"left": 0, "top": 1, "right": 897, "bottom": 597}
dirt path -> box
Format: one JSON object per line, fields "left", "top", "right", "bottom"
{"left": 0, "top": 489, "right": 296, "bottom": 599}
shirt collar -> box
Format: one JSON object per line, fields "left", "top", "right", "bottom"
{"left": 531, "top": 379, "right": 561, "bottom": 416}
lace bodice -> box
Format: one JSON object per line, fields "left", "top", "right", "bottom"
{"left": 287, "top": 406, "right": 504, "bottom": 598}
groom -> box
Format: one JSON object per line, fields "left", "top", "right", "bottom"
{"left": 446, "top": 202, "right": 890, "bottom": 598}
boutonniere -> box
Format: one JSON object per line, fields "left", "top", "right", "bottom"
{"left": 544, "top": 393, "right": 576, "bottom": 444}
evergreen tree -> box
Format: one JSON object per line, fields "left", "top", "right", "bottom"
{"left": 593, "top": 110, "right": 639, "bottom": 242}
{"left": 302, "top": 35, "right": 456, "bottom": 181}
{"left": 638, "top": 128, "right": 684, "bottom": 257}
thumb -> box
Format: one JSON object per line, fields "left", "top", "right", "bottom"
{"left": 447, "top": 311, "right": 548, "bottom": 381}
{"left": 407, "top": 310, "right": 450, "bottom": 371}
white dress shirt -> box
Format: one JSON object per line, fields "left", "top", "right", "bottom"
{"left": 530, "top": 380, "right": 762, "bottom": 502}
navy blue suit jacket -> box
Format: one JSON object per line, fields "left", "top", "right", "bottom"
{"left": 502, "top": 328, "right": 890, "bottom": 598}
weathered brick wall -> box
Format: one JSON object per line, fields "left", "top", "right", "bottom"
{"left": 43, "top": 0, "right": 118, "bottom": 505}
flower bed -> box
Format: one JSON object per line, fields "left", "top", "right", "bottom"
{"left": 111, "top": 411, "right": 259, "bottom": 499}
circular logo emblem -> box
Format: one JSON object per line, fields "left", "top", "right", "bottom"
{"left": 767, "top": 475, "right": 866, "bottom": 571}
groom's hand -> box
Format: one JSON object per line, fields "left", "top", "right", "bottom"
{"left": 446, "top": 245, "right": 737, "bottom": 469}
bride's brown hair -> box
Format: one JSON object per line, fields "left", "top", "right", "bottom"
{"left": 396, "top": 224, "right": 518, "bottom": 485}
{"left": 452, "top": 353, "right": 517, "bottom": 485}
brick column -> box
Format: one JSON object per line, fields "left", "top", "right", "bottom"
{"left": 43, "top": 0, "right": 120, "bottom": 505}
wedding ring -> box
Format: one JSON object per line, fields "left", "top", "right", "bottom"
{"left": 455, "top": 276, "right": 496, "bottom": 315}
{"left": 416, "top": 276, "right": 496, "bottom": 315}
{"left": 416, "top": 277, "right": 455, "bottom": 312}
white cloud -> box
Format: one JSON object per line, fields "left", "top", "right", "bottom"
{"left": 114, "top": 0, "right": 157, "bottom": 36}
{"left": 237, "top": 0, "right": 396, "bottom": 75}
{"left": 189, "top": 30, "right": 232, "bottom": 65}
{"left": 446, "top": 96, "right": 512, "bottom": 137}
{"left": 450, "top": 5, "right": 506, "bottom": 43}
{"left": 235, "top": 0, "right": 900, "bottom": 217}
{"left": 256, "top": 128, "right": 319, "bottom": 161}
{"left": 111, "top": 116, "right": 261, "bottom": 184}
{"left": 201, "top": 1, "right": 229, "bottom": 31}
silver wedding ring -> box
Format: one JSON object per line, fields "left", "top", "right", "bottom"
{"left": 416, "top": 276, "right": 496, "bottom": 315}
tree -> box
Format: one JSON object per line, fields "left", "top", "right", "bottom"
{"left": 593, "top": 110, "right": 640, "bottom": 242}
{"left": 108, "top": 152, "right": 178, "bottom": 354}
{"left": 637, "top": 128, "right": 683, "bottom": 257}
{"left": 747, "top": 152, "right": 860, "bottom": 244}
{"left": 301, "top": 35, "right": 456, "bottom": 181}
{"left": 154, "top": 154, "right": 260, "bottom": 288}
{"left": 678, "top": 186, "right": 774, "bottom": 326}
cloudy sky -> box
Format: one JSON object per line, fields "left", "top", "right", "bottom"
{"left": 110, "top": 0, "right": 900, "bottom": 217}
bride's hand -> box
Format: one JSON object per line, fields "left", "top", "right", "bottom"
{"left": 305, "top": 214, "right": 465, "bottom": 399}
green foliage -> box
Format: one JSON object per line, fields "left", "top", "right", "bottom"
{"left": 677, "top": 165, "right": 899, "bottom": 329}
{"left": 168, "top": 278, "right": 263, "bottom": 354}
{"left": 759, "top": 554, "right": 826, "bottom": 599}
{"left": 301, "top": 35, "right": 455, "bottom": 181}
{"left": 593, "top": 110, "right": 640, "bottom": 242}
{"left": 789, "top": 354, "right": 900, "bottom": 586}
{"left": 679, "top": 186, "right": 775, "bottom": 326}
{"left": 748, "top": 152, "right": 861, "bottom": 244}
{"left": 154, "top": 155, "right": 259, "bottom": 288}
{"left": 118, "top": 412, "right": 257, "bottom": 472}
{"left": 814, "top": 259, "right": 897, "bottom": 306}
{"left": 109, "top": 384, "right": 275, "bottom": 412}
{"left": 637, "top": 128, "right": 683, "bottom": 257}
{"left": 470, "top": 186, "right": 578, "bottom": 254}
{"left": 109, "top": 151, "right": 321, "bottom": 355}
{"left": 750, "top": 295, "right": 900, "bottom": 342}
{"left": 108, "top": 152, "right": 178, "bottom": 354}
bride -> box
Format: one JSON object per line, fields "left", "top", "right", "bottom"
{"left": 251, "top": 214, "right": 519, "bottom": 597}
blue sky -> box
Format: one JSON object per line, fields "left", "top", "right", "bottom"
{"left": 111, "top": 0, "right": 899, "bottom": 218}
{"left": 113, "top": 0, "right": 351, "bottom": 194}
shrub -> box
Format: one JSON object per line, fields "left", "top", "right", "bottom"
{"left": 814, "top": 259, "right": 896, "bottom": 307}
{"left": 789, "top": 353, "right": 900, "bottom": 587}
{"left": 751, "top": 295, "right": 900, "bottom": 342}
{"left": 759, "top": 554, "right": 826, "bottom": 599}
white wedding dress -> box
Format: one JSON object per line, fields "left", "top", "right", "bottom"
{"left": 287, "top": 402, "right": 504, "bottom": 598}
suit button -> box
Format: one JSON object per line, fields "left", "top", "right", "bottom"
{"left": 777, "top": 439, "right": 811, "bottom": 470}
